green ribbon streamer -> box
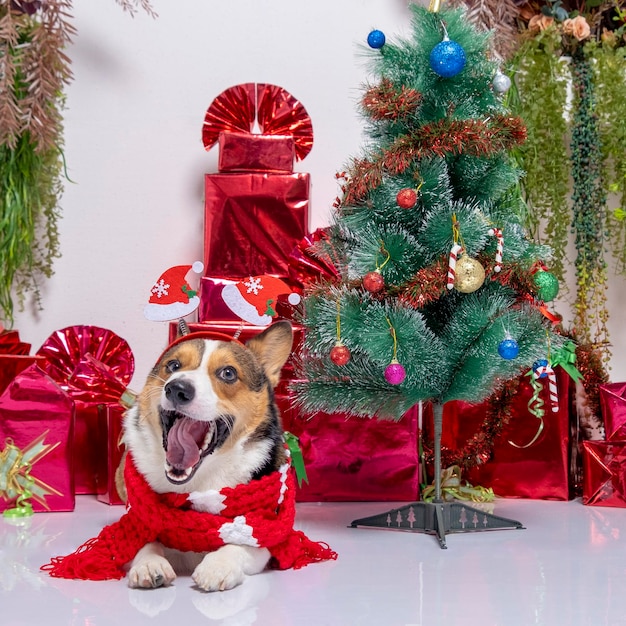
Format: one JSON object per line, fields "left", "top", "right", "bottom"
{"left": 550, "top": 340, "right": 583, "bottom": 383}
{"left": 283, "top": 431, "right": 309, "bottom": 487}
{"left": 509, "top": 370, "right": 545, "bottom": 449}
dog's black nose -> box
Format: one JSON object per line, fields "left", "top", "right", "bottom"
{"left": 164, "top": 379, "right": 195, "bottom": 405}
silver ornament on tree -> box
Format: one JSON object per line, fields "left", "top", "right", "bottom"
{"left": 492, "top": 70, "right": 511, "bottom": 95}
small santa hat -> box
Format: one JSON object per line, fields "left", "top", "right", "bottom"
{"left": 144, "top": 262, "right": 204, "bottom": 322}
{"left": 221, "top": 275, "right": 301, "bottom": 326}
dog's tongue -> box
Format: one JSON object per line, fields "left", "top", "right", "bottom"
{"left": 166, "top": 417, "right": 209, "bottom": 470}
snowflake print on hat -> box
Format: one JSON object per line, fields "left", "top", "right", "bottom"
{"left": 144, "top": 262, "right": 204, "bottom": 322}
{"left": 221, "top": 275, "right": 301, "bottom": 326}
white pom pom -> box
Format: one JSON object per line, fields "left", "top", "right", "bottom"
{"left": 288, "top": 292, "right": 301, "bottom": 305}
{"left": 488, "top": 228, "right": 495, "bottom": 236}
{"left": 192, "top": 261, "right": 204, "bottom": 274}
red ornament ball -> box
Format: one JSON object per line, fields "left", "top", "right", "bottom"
{"left": 330, "top": 343, "right": 351, "bottom": 366}
{"left": 363, "top": 271, "right": 385, "bottom": 293}
{"left": 384, "top": 360, "right": 406, "bottom": 385}
{"left": 396, "top": 188, "right": 418, "bottom": 209}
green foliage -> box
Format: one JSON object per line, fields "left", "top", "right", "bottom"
{"left": 0, "top": 134, "right": 63, "bottom": 324}
{"left": 507, "top": 30, "right": 570, "bottom": 282}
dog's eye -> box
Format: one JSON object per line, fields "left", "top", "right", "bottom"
{"left": 217, "top": 366, "right": 238, "bottom": 383}
{"left": 165, "top": 359, "right": 181, "bottom": 374}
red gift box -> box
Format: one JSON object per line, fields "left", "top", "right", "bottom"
{"left": 281, "top": 399, "right": 420, "bottom": 502}
{"left": 203, "top": 172, "right": 309, "bottom": 278}
{"left": 423, "top": 366, "right": 573, "bottom": 500}
{"left": 582, "top": 440, "right": 626, "bottom": 507}
{"left": 36, "top": 326, "right": 135, "bottom": 495}
{"left": 202, "top": 83, "right": 312, "bottom": 278}
{"left": 0, "top": 364, "right": 75, "bottom": 513}
{"left": 95, "top": 403, "right": 126, "bottom": 505}
{"left": 218, "top": 132, "right": 295, "bottom": 172}
{"left": 599, "top": 382, "right": 626, "bottom": 441}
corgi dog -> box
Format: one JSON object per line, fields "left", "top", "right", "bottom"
{"left": 119, "top": 320, "right": 294, "bottom": 592}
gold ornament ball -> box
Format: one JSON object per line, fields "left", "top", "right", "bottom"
{"left": 454, "top": 256, "right": 485, "bottom": 293}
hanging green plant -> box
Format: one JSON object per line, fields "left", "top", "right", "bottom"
{"left": 506, "top": 27, "right": 570, "bottom": 283}
{"left": 499, "top": 1, "right": 626, "bottom": 366}
{"left": 0, "top": 0, "right": 156, "bottom": 326}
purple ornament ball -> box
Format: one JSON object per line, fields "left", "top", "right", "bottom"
{"left": 384, "top": 360, "right": 406, "bottom": 385}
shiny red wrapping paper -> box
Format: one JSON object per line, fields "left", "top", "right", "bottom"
{"left": 198, "top": 275, "right": 300, "bottom": 323}
{"left": 95, "top": 403, "right": 125, "bottom": 505}
{"left": 424, "top": 367, "right": 572, "bottom": 500}
{"left": 281, "top": 401, "right": 420, "bottom": 502}
{"left": 0, "top": 364, "right": 75, "bottom": 512}
{"left": 598, "top": 382, "right": 626, "bottom": 441}
{"left": 36, "top": 326, "right": 134, "bottom": 495}
{"left": 203, "top": 172, "right": 309, "bottom": 278}
{"left": 582, "top": 440, "right": 626, "bottom": 507}
{"left": 218, "top": 132, "right": 295, "bottom": 172}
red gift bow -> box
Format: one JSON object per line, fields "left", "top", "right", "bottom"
{"left": 288, "top": 229, "right": 341, "bottom": 290}
{"left": 36, "top": 326, "right": 135, "bottom": 404}
{"left": 0, "top": 329, "right": 31, "bottom": 355}
{"left": 202, "top": 83, "right": 314, "bottom": 162}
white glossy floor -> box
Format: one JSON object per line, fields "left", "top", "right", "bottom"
{"left": 1, "top": 496, "right": 625, "bottom": 626}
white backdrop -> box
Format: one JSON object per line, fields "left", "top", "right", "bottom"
{"left": 10, "top": 0, "right": 626, "bottom": 389}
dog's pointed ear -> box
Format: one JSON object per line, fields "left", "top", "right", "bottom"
{"left": 246, "top": 321, "right": 293, "bottom": 388}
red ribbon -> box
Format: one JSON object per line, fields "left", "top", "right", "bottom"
{"left": 202, "top": 83, "right": 314, "bottom": 161}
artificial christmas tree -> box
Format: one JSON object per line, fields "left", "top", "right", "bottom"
{"left": 294, "top": 2, "right": 566, "bottom": 547}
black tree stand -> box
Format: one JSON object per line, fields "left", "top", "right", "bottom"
{"left": 350, "top": 403, "right": 525, "bottom": 549}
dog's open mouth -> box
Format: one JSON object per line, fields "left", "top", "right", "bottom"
{"left": 160, "top": 410, "right": 231, "bottom": 484}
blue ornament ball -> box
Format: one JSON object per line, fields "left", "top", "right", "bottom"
{"left": 367, "top": 29, "right": 386, "bottom": 49}
{"left": 533, "top": 359, "right": 549, "bottom": 378}
{"left": 429, "top": 39, "right": 466, "bottom": 78}
{"left": 498, "top": 338, "right": 519, "bottom": 360}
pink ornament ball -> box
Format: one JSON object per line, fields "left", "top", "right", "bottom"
{"left": 363, "top": 271, "right": 385, "bottom": 293}
{"left": 384, "top": 360, "right": 406, "bottom": 385}
{"left": 330, "top": 343, "right": 351, "bottom": 366}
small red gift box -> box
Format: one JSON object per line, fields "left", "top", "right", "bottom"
{"left": 218, "top": 132, "right": 295, "bottom": 172}
{"left": 36, "top": 326, "right": 135, "bottom": 495}
{"left": 582, "top": 440, "right": 626, "bottom": 507}
{"left": 0, "top": 364, "right": 75, "bottom": 513}
{"left": 598, "top": 382, "right": 626, "bottom": 441}
{"left": 95, "top": 403, "right": 126, "bottom": 505}
{"left": 423, "top": 366, "right": 573, "bottom": 500}
{"left": 281, "top": 399, "right": 420, "bottom": 502}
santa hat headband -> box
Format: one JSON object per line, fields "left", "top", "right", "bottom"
{"left": 154, "top": 331, "right": 244, "bottom": 368}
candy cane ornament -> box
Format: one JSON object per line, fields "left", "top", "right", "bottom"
{"left": 447, "top": 243, "right": 463, "bottom": 290}
{"left": 533, "top": 362, "right": 559, "bottom": 412}
{"left": 488, "top": 227, "right": 504, "bottom": 272}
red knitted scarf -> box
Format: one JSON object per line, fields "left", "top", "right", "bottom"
{"left": 42, "top": 453, "right": 336, "bottom": 581}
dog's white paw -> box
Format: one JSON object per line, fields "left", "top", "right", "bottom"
{"left": 192, "top": 550, "right": 246, "bottom": 592}
{"left": 128, "top": 555, "right": 176, "bottom": 589}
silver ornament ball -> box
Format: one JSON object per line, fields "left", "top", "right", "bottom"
{"left": 493, "top": 71, "right": 511, "bottom": 95}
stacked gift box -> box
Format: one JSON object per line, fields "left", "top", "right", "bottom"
{"left": 582, "top": 382, "right": 626, "bottom": 507}
{"left": 0, "top": 326, "right": 134, "bottom": 512}
{"left": 181, "top": 83, "right": 422, "bottom": 502}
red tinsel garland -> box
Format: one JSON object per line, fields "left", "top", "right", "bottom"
{"left": 361, "top": 79, "right": 423, "bottom": 121}
{"left": 342, "top": 115, "right": 527, "bottom": 205}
